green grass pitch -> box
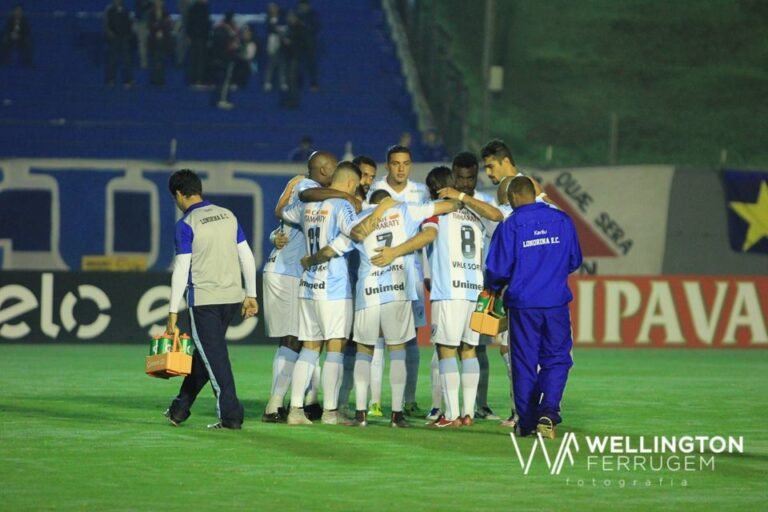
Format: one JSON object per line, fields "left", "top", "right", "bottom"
{"left": 1, "top": 345, "right": 766, "bottom": 511}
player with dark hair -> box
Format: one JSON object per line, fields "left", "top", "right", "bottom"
{"left": 422, "top": 166, "right": 488, "bottom": 427}
{"left": 480, "top": 139, "right": 547, "bottom": 200}
{"left": 164, "top": 169, "right": 258, "bottom": 430}
{"left": 421, "top": 151, "right": 504, "bottom": 421}
{"left": 485, "top": 176, "right": 582, "bottom": 438}
{"left": 369, "top": 144, "right": 430, "bottom": 417}
{"left": 352, "top": 155, "right": 378, "bottom": 200}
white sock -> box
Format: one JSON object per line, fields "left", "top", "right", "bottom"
{"left": 270, "top": 348, "right": 281, "bottom": 395}
{"left": 369, "top": 337, "right": 384, "bottom": 405}
{"left": 389, "top": 349, "right": 406, "bottom": 412}
{"left": 266, "top": 346, "right": 298, "bottom": 413}
{"left": 502, "top": 349, "right": 513, "bottom": 406}
{"left": 322, "top": 352, "right": 344, "bottom": 410}
{"left": 338, "top": 344, "right": 356, "bottom": 409}
{"left": 290, "top": 349, "right": 319, "bottom": 408}
{"left": 305, "top": 362, "right": 321, "bottom": 405}
{"left": 430, "top": 349, "right": 442, "bottom": 409}
{"left": 461, "top": 357, "right": 480, "bottom": 418}
{"left": 354, "top": 351, "right": 372, "bottom": 411}
{"left": 439, "top": 357, "right": 460, "bottom": 421}
{"left": 404, "top": 337, "right": 419, "bottom": 402}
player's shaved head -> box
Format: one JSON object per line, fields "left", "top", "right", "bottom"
{"left": 508, "top": 175, "right": 536, "bottom": 208}
{"left": 330, "top": 161, "right": 362, "bottom": 195}
{"left": 369, "top": 189, "right": 391, "bottom": 205}
{"left": 307, "top": 151, "right": 338, "bottom": 186}
{"left": 332, "top": 161, "right": 362, "bottom": 182}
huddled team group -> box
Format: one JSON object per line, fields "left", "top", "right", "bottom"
{"left": 162, "top": 138, "right": 582, "bottom": 438}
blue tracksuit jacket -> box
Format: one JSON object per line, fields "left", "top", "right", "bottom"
{"left": 485, "top": 202, "right": 582, "bottom": 308}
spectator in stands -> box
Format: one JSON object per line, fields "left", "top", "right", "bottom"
{"left": 233, "top": 24, "right": 257, "bottom": 89}
{"left": 147, "top": 0, "right": 172, "bottom": 85}
{"left": 263, "top": 2, "right": 287, "bottom": 92}
{"left": 282, "top": 11, "right": 303, "bottom": 98}
{"left": 288, "top": 136, "right": 313, "bottom": 162}
{"left": 296, "top": 0, "right": 319, "bottom": 91}
{"left": 420, "top": 129, "right": 449, "bottom": 162}
{"left": 185, "top": 0, "right": 211, "bottom": 87}
{"left": 105, "top": 0, "right": 136, "bottom": 87}
{"left": 1, "top": 4, "right": 32, "bottom": 67}
{"left": 174, "top": 0, "right": 193, "bottom": 67}
{"left": 134, "top": 0, "right": 151, "bottom": 69}
{"left": 211, "top": 11, "right": 239, "bottom": 109}
{"left": 398, "top": 131, "right": 412, "bottom": 149}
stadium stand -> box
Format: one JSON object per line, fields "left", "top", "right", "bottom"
{"left": 0, "top": 1, "right": 420, "bottom": 161}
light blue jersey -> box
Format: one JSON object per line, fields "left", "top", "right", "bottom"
{"left": 282, "top": 197, "right": 357, "bottom": 300}
{"left": 336, "top": 202, "right": 435, "bottom": 310}
{"left": 369, "top": 178, "right": 430, "bottom": 281}
{"left": 425, "top": 206, "right": 486, "bottom": 301}
{"left": 263, "top": 178, "right": 321, "bottom": 277}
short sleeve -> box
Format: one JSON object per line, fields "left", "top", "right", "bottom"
{"left": 330, "top": 234, "right": 355, "bottom": 256}
{"left": 422, "top": 215, "right": 439, "bottom": 232}
{"left": 175, "top": 220, "right": 193, "bottom": 255}
{"left": 336, "top": 201, "right": 359, "bottom": 237}
{"left": 296, "top": 178, "right": 320, "bottom": 195}
{"left": 282, "top": 202, "right": 303, "bottom": 225}
{"left": 406, "top": 202, "right": 436, "bottom": 223}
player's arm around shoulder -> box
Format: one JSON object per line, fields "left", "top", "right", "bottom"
{"left": 438, "top": 187, "right": 503, "bottom": 221}
{"left": 274, "top": 174, "right": 306, "bottom": 218}
{"left": 431, "top": 198, "right": 462, "bottom": 216}
{"left": 350, "top": 196, "right": 398, "bottom": 241}
{"left": 300, "top": 187, "right": 362, "bottom": 212}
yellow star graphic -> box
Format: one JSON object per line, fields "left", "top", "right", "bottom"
{"left": 729, "top": 180, "right": 768, "bottom": 252}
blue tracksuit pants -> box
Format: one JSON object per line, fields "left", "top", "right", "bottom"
{"left": 507, "top": 305, "right": 573, "bottom": 432}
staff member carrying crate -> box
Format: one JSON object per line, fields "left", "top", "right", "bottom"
{"left": 485, "top": 176, "right": 582, "bottom": 440}
{"left": 163, "top": 169, "right": 259, "bottom": 430}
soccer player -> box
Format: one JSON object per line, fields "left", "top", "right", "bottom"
{"left": 481, "top": 139, "right": 553, "bottom": 427}
{"left": 423, "top": 166, "right": 489, "bottom": 427}
{"left": 262, "top": 151, "right": 360, "bottom": 423}
{"left": 481, "top": 139, "right": 549, "bottom": 202}
{"left": 369, "top": 144, "right": 430, "bottom": 416}
{"left": 338, "top": 155, "right": 378, "bottom": 416}
{"left": 353, "top": 154, "right": 378, "bottom": 200}
{"left": 164, "top": 169, "right": 258, "bottom": 430}
{"left": 312, "top": 189, "right": 461, "bottom": 426}
{"left": 485, "top": 176, "right": 582, "bottom": 439}
{"left": 430, "top": 152, "right": 503, "bottom": 421}
{"left": 279, "top": 161, "right": 392, "bottom": 425}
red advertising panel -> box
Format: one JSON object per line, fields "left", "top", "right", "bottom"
{"left": 570, "top": 276, "right": 768, "bottom": 348}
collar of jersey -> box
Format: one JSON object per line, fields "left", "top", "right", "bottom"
{"left": 515, "top": 201, "right": 546, "bottom": 212}
{"left": 184, "top": 200, "right": 211, "bottom": 214}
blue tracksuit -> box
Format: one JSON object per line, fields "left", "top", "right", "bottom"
{"left": 485, "top": 202, "right": 582, "bottom": 432}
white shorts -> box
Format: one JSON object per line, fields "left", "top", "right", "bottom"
{"left": 353, "top": 301, "right": 415, "bottom": 346}
{"left": 299, "top": 298, "right": 353, "bottom": 341}
{"left": 430, "top": 299, "right": 479, "bottom": 347}
{"left": 262, "top": 272, "right": 299, "bottom": 338}
{"left": 413, "top": 284, "right": 427, "bottom": 328}
{"left": 479, "top": 331, "right": 509, "bottom": 347}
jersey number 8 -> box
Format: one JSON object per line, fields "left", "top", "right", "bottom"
{"left": 460, "top": 225, "right": 476, "bottom": 258}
